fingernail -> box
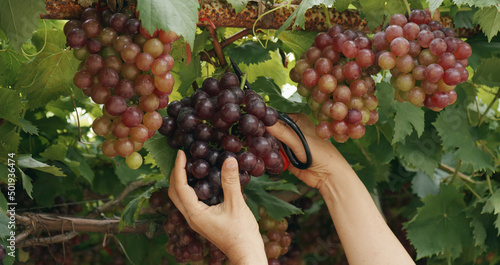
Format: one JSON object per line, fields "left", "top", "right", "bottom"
{"left": 226, "top": 158, "right": 236, "bottom": 169}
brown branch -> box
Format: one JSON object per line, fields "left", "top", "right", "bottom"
{"left": 200, "top": 28, "right": 252, "bottom": 64}
{"left": 17, "top": 231, "right": 79, "bottom": 248}
{"left": 41, "top": 0, "right": 479, "bottom": 38}
{"left": 438, "top": 163, "right": 475, "bottom": 183}
{"left": 206, "top": 25, "right": 227, "bottom": 67}
{"left": 16, "top": 213, "right": 155, "bottom": 239}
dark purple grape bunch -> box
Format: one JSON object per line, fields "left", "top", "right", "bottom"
{"left": 159, "top": 72, "right": 283, "bottom": 205}
{"left": 289, "top": 24, "right": 379, "bottom": 143}
{"left": 374, "top": 10, "right": 471, "bottom": 110}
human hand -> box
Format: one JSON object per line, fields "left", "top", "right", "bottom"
{"left": 266, "top": 113, "right": 354, "bottom": 191}
{"left": 168, "top": 150, "right": 267, "bottom": 264}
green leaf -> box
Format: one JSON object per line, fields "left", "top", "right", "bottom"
{"left": 453, "top": 0, "right": 500, "bottom": 9}
{"left": 411, "top": 171, "right": 440, "bottom": 198}
{"left": 392, "top": 102, "right": 425, "bottom": 144}
{"left": 375, "top": 81, "right": 397, "bottom": 117}
{"left": 278, "top": 31, "right": 316, "bottom": 59}
{"left": 119, "top": 186, "right": 154, "bottom": 230}
{"left": 433, "top": 106, "right": 494, "bottom": 171}
{"left": 17, "top": 154, "right": 65, "bottom": 177}
{"left": 114, "top": 156, "right": 151, "bottom": 185}
{"left": 0, "top": 0, "right": 45, "bottom": 51}
{"left": 20, "top": 169, "right": 33, "bottom": 198}
{"left": 467, "top": 35, "right": 500, "bottom": 69}
{"left": 396, "top": 130, "right": 442, "bottom": 176}
{"left": 17, "top": 118, "right": 39, "bottom": 135}
{"left": 16, "top": 29, "right": 79, "bottom": 110}
{"left": 137, "top": 0, "right": 199, "bottom": 48}
{"left": 40, "top": 143, "right": 68, "bottom": 162}
{"left": 474, "top": 6, "right": 500, "bottom": 42}
{"left": 0, "top": 48, "right": 26, "bottom": 86}
{"left": 238, "top": 51, "right": 294, "bottom": 89}
{"left": 143, "top": 133, "right": 177, "bottom": 180}
{"left": 178, "top": 55, "right": 201, "bottom": 95}
{"left": 454, "top": 10, "right": 476, "bottom": 29}
{"left": 0, "top": 211, "right": 11, "bottom": 238}
{"left": 482, "top": 189, "right": 500, "bottom": 235}
{"left": 0, "top": 122, "right": 20, "bottom": 159}
{"left": 334, "top": 0, "right": 351, "bottom": 11}
{"left": 227, "top": 40, "right": 281, "bottom": 65}
{"left": 427, "top": 0, "right": 444, "bottom": 12}
{"left": 473, "top": 57, "right": 500, "bottom": 87}
{"left": 359, "top": 0, "right": 385, "bottom": 30}
{"left": 0, "top": 87, "right": 22, "bottom": 126}
{"left": 275, "top": 0, "right": 330, "bottom": 37}
{"left": 404, "top": 184, "right": 474, "bottom": 259}
{"left": 251, "top": 77, "right": 309, "bottom": 113}
{"left": 244, "top": 176, "right": 303, "bottom": 221}
{"left": 225, "top": 0, "right": 251, "bottom": 13}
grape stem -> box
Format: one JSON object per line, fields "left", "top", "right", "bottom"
{"left": 438, "top": 163, "right": 474, "bottom": 183}
{"left": 321, "top": 4, "right": 332, "bottom": 27}
{"left": 486, "top": 173, "right": 494, "bottom": 195}
{"left": 448, "top": 159, "right": 462, "bottom": 184}
{"left": 206, "top": 25, "right": 226, "bottom": 66}
{"left": 240, "top": 72, "right": 247, "bottom": 90}
{"left": 402, "top": 0, "right": 411, "bottom": 15}
{"left": 200, "top": 29, "right": 252, "bottom": 65}
{"left": 478, "top": 87, "right": 500, "bottom": 127}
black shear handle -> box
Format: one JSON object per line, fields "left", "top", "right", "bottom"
{"left": 278, "top": 111, "right": 312, "bottom": 170}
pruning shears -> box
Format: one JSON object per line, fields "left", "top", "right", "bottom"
{"left": 229, "top": 57, "right": 312, "bottom": 170}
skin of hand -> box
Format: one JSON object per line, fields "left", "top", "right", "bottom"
{"left": 267, "top": 113, "right": 415, "bottom": 265}
{"left": 266, "top": 113, "right": 353, "bottom": 190}
{"left": 168, "top": 150, "right": 267, "bottom": 265}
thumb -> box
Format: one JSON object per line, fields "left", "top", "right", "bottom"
{"left": 220, "top": 157, "right": 244, "bottom": 206}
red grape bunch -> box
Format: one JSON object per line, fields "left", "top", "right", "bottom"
{"left": 375, "top": 10, "right": 471, "bottom": 110}
{"left": 158, "top": 72, "right": 284, "bottom": 205}
{"left": 258, "top": 206, "right": 293, "bottom": 264}
{"left": 65, "top": 7, "right": 179, "bottom": 169}
{"left": 289, "top": 25, "right": 380, "bottom": 143}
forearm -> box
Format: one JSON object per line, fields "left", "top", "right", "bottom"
{"left": 319, "top": 166, "right": 415, "bottom": 265}
{"left": 226, "top": 247, "right": 267, "bottom": 265}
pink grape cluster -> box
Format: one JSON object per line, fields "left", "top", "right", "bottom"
{"left": 258, "top": 207, "right": 293, "bottom": 264}
{"left": 289, "top": 25, "right": 379, "bottom": 143}
{"left": 375, "top": 10, "right": 471, "bottom": 110}
{"left": 158, "top": 72, "right": 284, "bottom": 205}
{"left": 66, "top": 7, "right": 179, "bottom": 169}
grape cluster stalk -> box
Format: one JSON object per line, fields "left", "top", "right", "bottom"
{"left": 65, "top": 7, "right": 179, "bottom": 169}
{"left": 289, "top": 25, "right": 380, "bottom": 143}
{"left": 158, "top": 72, "right": 285, "bottom": 205}
{"left": 376, "top": 10, "right": 471, "bottom": 110}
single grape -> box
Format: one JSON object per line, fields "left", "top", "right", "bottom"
{"left": 126, "top": 152, "right": 143, "bottom": 169}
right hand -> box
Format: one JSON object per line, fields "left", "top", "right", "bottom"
{"left": 266, "top": 113, "right": 353, "bottom": 190}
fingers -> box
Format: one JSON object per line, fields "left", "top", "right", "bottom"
{"left": 168, "top": 150, "right": 202, "bottom": 215}
{"left": 285, "top": 113, "right": 316, "bottom": 136}
{"left": 266, "top": 119, "right": 308, "bottom": 163}
{"left": 220, "top": 157, "right": 244, "bottom": 207}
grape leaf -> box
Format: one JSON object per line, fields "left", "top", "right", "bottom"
{"left": 278, "top": 30, "right": 316, "bottom": 59}
{"left": 119, "top": 186, "right": 154, "bottom": 230}
{"left": 0, "top": 87, "right": 22, "bottom": 126}
{"left": 227, "top": 40, "right": 281, "bottom": 65}
{"left": 114, "top": 156, "right": 152, "bottom": 185}
{"left": 334, "top": 0, "right": 351, "bottom": 12}
{"left": 473, "top": 58, "right": 500, "bottom": 87}
{"left": 20, "top": 169, "right": 33, "bottom": 198}
{"left": 375, "top": 81, "right": 396, "bottom": 117}
{"left": 433, "top": 106, "right": 494, "bottom": 171}
{"left": 178, "top": 55, "right": 201, "bottom": 95}
{"left": 0, "top": 48, "right": 26, "bottom": 86}
{"left": 358, "top": 0, "right": 385, "bottom": 30}
{"left": 40, "top": 143, "right": 67, "bottom": 162}
{"left": 474, "top": 6, "right": 500, "bottom": 42}
{"left": 404, "top": 183, "right": 474, "bottom": 259}
{"left": 17, "top": 118, "right": 38, "bottom": 135}
{"left": 0, "top": 122, "right": 20, "bottom": 159}
{"left": 239, "top": 51, "right": 294, "bottom": 89}
{"left": 482, "top": 189, "right": 500, "bottom": 235}
{"left": 395, "top": 130, "right": 442, "bottom": 176}
{"left": 16, "top": 29, "right": 79, "bottom": 110}
{"left": 411, "top": 170, "right": 440, "bottom": 198}
{"left": 225, "top": 0, "right": 251, "bottom": 13}
{"left": 453, "top": 0, "right": 500, "bottom": 8}
{"left": 17, "top": 154, "right": 65, "bottom": 177}
{"left": 244, "top": 176, "right": 303, "bottom": 221}
{"left": 251, "top": 76, "right": 309, "bottom": 114}
{"left": 0, "top": 0, "right": 45, "bottom": 51}
{"left": 467, "top": 35, "right": 500, "bottom": 69}
{"left": 454, "top": 10, "right": 476, "bottom": 29}
{"left": 143, "top": 133, "right": 177, "bottom": 181}
{"left": 0, "top": 192, "right": 6, "bottom": 212}
{"left": 137, "top": 0, "right": 199, "bottom": 48}
{"left": 392, "top": 102, "right": 425, "bottom": 144}
{"left": 427, "top": 0, "right": 444, "bottom": 12}
{"left": 275, "top": 0, "right": 330, "bottom": 37}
